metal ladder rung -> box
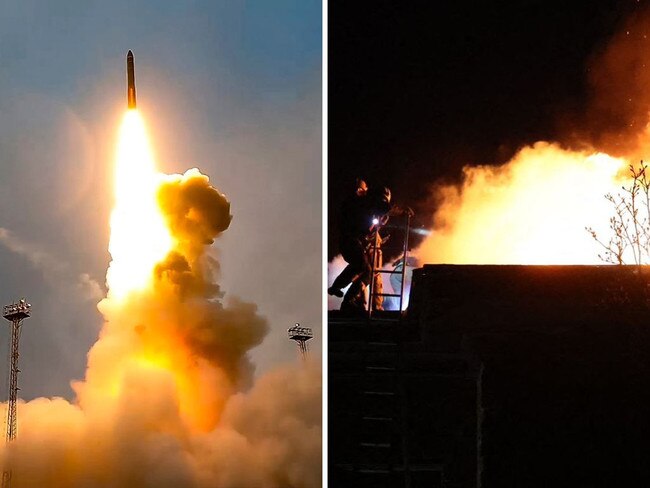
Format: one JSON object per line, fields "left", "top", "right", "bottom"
{"left": 360, "top": 442, "right": 391, "bottom": 448}
{"left": 367, "top": 213, "right": 411, "bottom": 318}
{"left": 358, "top": 467, "right": 391, "bottom": 474}
{"left": 366, "top": 366, "right": 396, "bottom": 372}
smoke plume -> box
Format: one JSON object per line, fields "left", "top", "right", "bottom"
{"left": 575, "top": 7, "right": 650, "bottom": 158}
{"left": 0, "top": 168, "right": 321, "bottom": 487}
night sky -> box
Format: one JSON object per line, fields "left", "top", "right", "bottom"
{"left": 328, "top": 0, "right": 641, "bottom": 258}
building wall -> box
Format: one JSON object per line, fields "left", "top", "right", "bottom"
{"left": 330, "top": 265, "right": 650, "bottom": 487}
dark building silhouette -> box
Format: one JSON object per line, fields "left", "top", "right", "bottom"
{"left": 329, "top": 265, "right": 650, "bottom": 487}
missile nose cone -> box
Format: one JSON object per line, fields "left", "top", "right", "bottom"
{"left": 126, "top": 50, "right": 136, "bottom": 109}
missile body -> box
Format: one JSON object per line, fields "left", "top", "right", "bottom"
{"left": 127, "top": 50, "right": 136, "bottom": 109}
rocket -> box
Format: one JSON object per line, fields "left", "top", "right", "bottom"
{"left": 127, "top": 50, "right": 136, "bottom": 109}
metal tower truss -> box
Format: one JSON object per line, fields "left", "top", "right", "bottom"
{"left": 1, "top": 299, "right": 30, "bottom": 488}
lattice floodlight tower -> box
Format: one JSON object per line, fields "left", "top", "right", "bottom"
{"left": 1, "top": 299, "right": 29, "bottom": 488}
{"left": 288, "top": 323, "right": 313, "bottom": 361}
{"left": 2, "top": 300, "right": 30, "bottom": 442}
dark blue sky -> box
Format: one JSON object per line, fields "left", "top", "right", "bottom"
{"left": 0, "top": 0, "right": 321, "bottom": 399}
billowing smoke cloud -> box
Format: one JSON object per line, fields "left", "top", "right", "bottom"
{"left": 1, "top": 169, "right": 321, "bottom": 487}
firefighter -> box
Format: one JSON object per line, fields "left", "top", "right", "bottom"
{"left": 330, "top": 182, "right": 413, "bottom": 312}
{"left": 330, "top": 185, "right": 393, "bottom": 312}
{"left": 328, "top": 179, "right": 374, "bottom": 311}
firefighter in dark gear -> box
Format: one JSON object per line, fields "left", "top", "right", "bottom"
{"left": 330, "top": 182, "right": 413, "bottom": 312}
{"left": 328, "top": 179, "right": 371, "bottom": 307}
{"left": 329, "top": 185, "right": 392, "bottom": 311}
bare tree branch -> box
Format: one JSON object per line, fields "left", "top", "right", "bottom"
{"left": 589, "top": 162, "right": 650, "bottom": 265}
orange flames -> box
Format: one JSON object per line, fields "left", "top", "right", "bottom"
{"left": 415, "top": 142, "right": 632, "bottom": 265}
{"left": 414, "top": 6, "right": 650, "bottom": 267}
{"left": 80, "top": 109, "right": 231, "bottom": 431}
{"left": 106, "top": 110, "right": 174, "bottom": 298}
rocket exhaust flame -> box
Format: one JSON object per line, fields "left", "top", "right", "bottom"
{"left": 106, "top": 111, "right": 173, "bottom": 298}
{"left": 0, "top": 106, "right": 321, "bottom": 484}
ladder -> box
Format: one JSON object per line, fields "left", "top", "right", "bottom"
{"left": 367, "top": 212, "right": 412, "bottom": 319}
{"left": 354, "top": 338, "right": 410, "bottom": 487}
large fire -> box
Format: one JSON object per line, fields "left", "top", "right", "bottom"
{"left": 0, "top": 109, "right": 321, "bottom": 487}
{"left": 413, "top": 5, "right": 650, "bottom": 267}
{"left": 415, "top": 142, "right": 631, "bottom": 265}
